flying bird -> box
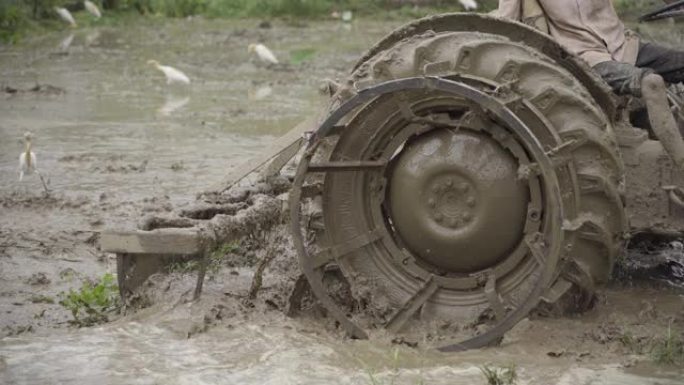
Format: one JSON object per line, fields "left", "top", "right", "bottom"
{"left": 55, "top": 7, "right": 77, "bottom": 28}
{"left": 458, "top": 0, "right": 478, "bottom": 11}
{"left": 147, "top": 60, "right": 191, "bottom": 85}
{"left": 248, "top": 43, "right": 279, "bottom": 65}
{"left": 18, "top": 132, "right": 37, "bottom": 182}
{"left": 84, "top": 1, "right": 102, "bottom": 19}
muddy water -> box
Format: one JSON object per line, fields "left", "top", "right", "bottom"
{"left": 1, "top": 288, "right": 683, "bottom": 385}
{"left": 0, "top": 18, "right": 391, "bottom": 202}
{"left": 1, "top": 16, "right": 684, "bottom": 385}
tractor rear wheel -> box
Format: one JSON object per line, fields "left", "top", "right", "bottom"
{"left": 290, "top": 15, "right": 627, "bottom": 350}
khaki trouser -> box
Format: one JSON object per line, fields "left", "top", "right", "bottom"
{"left": 522, "top": 0, "right": 549, "bottom": 34}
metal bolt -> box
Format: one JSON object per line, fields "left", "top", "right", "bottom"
{"left": 434, "top": 213, "right": 443, "bottom": 223}
{"left": 428, "top": 198, "right": 436, "bottom": 208}
{"left": 431, "top": 184, "right": 440, "bottom": 194}
{"left": 466, "top": 196, "right": 476, "bottom": 207}
{"left": 459, "top": 182, "right": 469, "bottom": 193}
{"left": 463, "top": 212, "right": 473, "bottom": 222}
{"left": 445, "top": 179, "right": 453, "bottom": 187}
{"left": 448, "top": 217, "right": 458, "bottom": 228}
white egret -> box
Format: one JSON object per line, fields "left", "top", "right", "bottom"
{"left": 84, "top": 1, "right": 102, "bottom": 19}
{"left": 18, "top": 132, "right": 37, "bottom": 182}
{"left": 248, "top": 43, "right": 279, "bottom": 65}
{"left": 17, "top": 133, "right": 50, "bottom": 195}
{"left": 342, "top": 10, "right": 353, "bottom": 23}
{"left": 54, "top": 7, "right": 77, "bottom": 28}
{"left": 458, "top": 0, "right": 478, "bottom": 11}
{"left": 147, "top": 60, "right": 191, "bottom": 85}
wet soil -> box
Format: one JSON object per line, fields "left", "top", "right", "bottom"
{"left": 1, "top": 15, "right": 684, "bottom": 385}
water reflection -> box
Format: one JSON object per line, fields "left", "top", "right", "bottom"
{"left": 157, "top": 95, "right": 190, "bottom": 117}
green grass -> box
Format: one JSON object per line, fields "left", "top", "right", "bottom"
{"left": 59, "top": 273, "right": 120, "bottom": 327}
{"left": 480, "top": 364, "right": 518, "bottom": 385}
{"left": 651, "top": 324, "right": 684, "bottom": 366}
{"left": 167, "top": 241, "right": 239, "bottom": 276}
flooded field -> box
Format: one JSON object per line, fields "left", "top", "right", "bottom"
{"left": 1, "top": 15, "right": 684, "bottom": 385}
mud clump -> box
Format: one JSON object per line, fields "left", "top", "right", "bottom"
{"left": 3, "top": 84, "right": 66, "bottom": 97}
{"left": 25, "top": 273, "right": 51, "bottom": 286}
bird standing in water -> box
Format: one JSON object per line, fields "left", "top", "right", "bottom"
{"left": 147, "top": 60, "right": 191, "bottom": 85}
{"left": 18, "top": 132, "right": 37, "bottom": 182}
{"left": 84, "top": 1, "right": 102, "bottom": 19}
{"left": 248, "top": 43, "right": 279, "bottom": 65}
{"left": 55, "top": 7, "right": 77, "bottom": 28}
{"left": 18, "top": 132, "right": 50, "bottom": 195}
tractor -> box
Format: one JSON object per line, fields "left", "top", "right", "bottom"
{"left": 287, "top": 12, "right": 684, "bottom": 351}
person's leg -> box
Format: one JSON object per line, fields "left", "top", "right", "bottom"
{"left": 592, "top": 60, "right": 652, "bottom": 96}
{"left": 592, "top": 60, "right": 684, "bottom": 168}
{"left": 641, "top": 73, "right": 684, "bottom": 168}
{"left": 636, "top": 43, "right": 684, "bottom": 84}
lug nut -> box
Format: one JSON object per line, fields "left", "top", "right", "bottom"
{"left": 466, "top": 196, "right": 476, "bottom": 207}
{"left": 459, "top": 182, "right": 469, "bottom": 193}
{"left": 428, "top": 198, "right": 436, "bottom": 208}
{"left": 463, "top": 212, "right": 473, "bottom": 222}
{"left": 434, "top": 213, "right": 443, "bottom": 222}
{"left": 445, "top": 179, "right": 453, "bottom": 187}
{"left": 448, "top": 217, "right": 458, "bottom": 228}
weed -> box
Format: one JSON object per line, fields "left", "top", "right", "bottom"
{"left": 480, "top": 364, "right": 518, "bottom": 385}
{"left": 59, "top": 273, "right": 120, "bottom": 327}
{"left": 167, "top": 242, "right": 239, "bottom": 276}
{"left": 360, "top": 347, "right": 406, "bottom": 385}
{"left": 651, "top": 324, "right": 684, "bottom": 366}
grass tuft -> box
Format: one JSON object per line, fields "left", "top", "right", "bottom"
{"left": 167, "top": 241, "right": 239, "bottom": 276}
{"left": 59, "top": 273, "right": 120, "bottom": 327}
{"left": 480, "top": 364, "right": 518, "bottom": 385}
{"left": 651, "top": 324, "right": 684, "bottom": 366}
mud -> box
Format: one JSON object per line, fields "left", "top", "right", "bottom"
{"left": 1, "top": 15, "right": 683, "bottom": 385}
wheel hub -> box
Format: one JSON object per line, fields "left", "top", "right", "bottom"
{"left": 388, "top": 128, "right": 529, "bottom": 274}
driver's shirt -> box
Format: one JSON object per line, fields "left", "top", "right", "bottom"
{"left": 496, "top": 0, "right": 639, "bottom": 66}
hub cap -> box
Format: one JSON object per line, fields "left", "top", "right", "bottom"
{"left": 388, "top": 128, "right": 529, "bottom": 273}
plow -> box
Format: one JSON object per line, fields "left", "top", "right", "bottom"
{"left": 102, "top": 13, "right": 684, "bottom": 351}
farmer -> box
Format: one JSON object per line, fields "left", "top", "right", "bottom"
{"left": 496, "top": 0, "right": 684, "bottom": 167}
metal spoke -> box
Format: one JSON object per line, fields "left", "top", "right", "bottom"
{"left": 307, "top": 160, "right": 386, "bottom": 172}
{"left": 484, "top": 273, "right": 505, "bottom": 320}
{"left": 525, "top": 233, "right": 547, "bottom": 266}
{"left": 385, "top": 276, "right": 439, "bottom": 333}
{"left": 311, "top": 229, "right": 384, "bottom": 269}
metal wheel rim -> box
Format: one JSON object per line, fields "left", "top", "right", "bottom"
{"left": 289, "top": 76, "right": 566, "bottom": 351}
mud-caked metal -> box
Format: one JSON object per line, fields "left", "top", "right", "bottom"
{"left": 289, "top": 13, "right": 684, "bottom": 351}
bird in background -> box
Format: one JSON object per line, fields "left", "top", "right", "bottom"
{"left": 18, "top": 132, "right": 51, "bottom": 195}
{"left": 18, "top": 132, "right": 37, "bottom": 182}
{"left": 84, "top": 1, "right": 102, "bottom": 19}
{"left": 55, "top": 7, "right": 77, "bottom": 28}
{"left": 147, "top": 60, "right": 191, "bottom": 85}
{"left": 458, "top": 0, "right": 478, "bottom": 11}
{"left": 248, "top": 43, "right": 279, "bottom": 65}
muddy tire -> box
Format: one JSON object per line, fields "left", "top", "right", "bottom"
{"left": 290, "top": 14, "right": 627, "bottom": 350}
